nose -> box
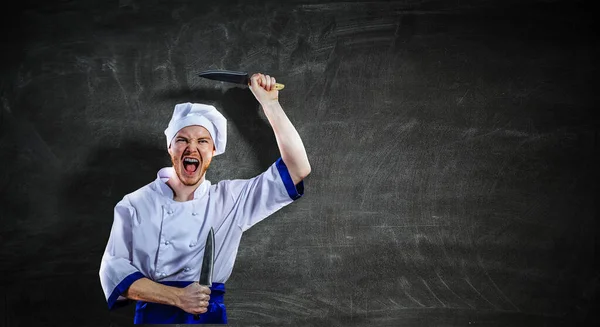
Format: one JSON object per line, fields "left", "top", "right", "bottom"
{"left": 185, "top": 147, "right": 197, "bottom": 154}
{"left": 184, "top": 141, "right": 201, "bottom": 154}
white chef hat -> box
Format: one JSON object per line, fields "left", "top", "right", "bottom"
{"left": 164, "top": 102, "right": 227, "bottom": 155}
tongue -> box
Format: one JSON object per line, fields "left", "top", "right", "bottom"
{"left": 184, "top": 163, "right": 197, "bottom": 173}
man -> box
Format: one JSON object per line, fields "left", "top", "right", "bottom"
{"left": 99, "top": 73, "right": 311, "bottom": 324}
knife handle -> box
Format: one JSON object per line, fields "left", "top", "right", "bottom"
{"left": 251, "top": 82, "right": 285, "bottom": 90}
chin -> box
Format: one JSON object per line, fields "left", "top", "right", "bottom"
{"left": 180, "top": 174, "right": 202, "bottom": 186}
{"left": 179, "top": 168, "right": 208, "bottom": 186}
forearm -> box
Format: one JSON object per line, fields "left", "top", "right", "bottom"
{"left": 123, "top": 277, "right": 182, "bottom": 307}
{"left": 261, "top": 101, "right": 311, "bottom": 184}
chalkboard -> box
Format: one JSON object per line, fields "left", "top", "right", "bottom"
{"left": 0, "top": 0, "right": 597, "bottom": 326}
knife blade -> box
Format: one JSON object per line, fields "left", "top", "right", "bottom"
{"left": 194, "top": 227, "right": 215, "bottom": 320}
{"left": 199, "top": 227, "right": 215, "bottom": 286}
{"left": 198, "top": 70, "right": 285, "bottom": 90}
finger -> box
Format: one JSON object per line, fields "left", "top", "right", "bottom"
{"left": 253, "top": 73, "right": 265, "bottom": 87}
{"left": 260, "top": 74, "right": 266, "bottom": 88}
{"left": 271, "top": 77, "right": 276, "bottom": 91}
{"left": 194, "top": 307, "right": 208, "bottom": 314}
{"left": 265, "top": 74, "right": 271, "bottom": 91}
{"left": 250, "top": 74, "right": 260, "bottom": 87}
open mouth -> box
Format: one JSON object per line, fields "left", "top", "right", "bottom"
{"left": 183, "top": 157, "right": 200, "bottom": 174}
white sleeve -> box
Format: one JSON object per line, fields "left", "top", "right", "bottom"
{"left": 225, "top": 157, "right": 305, "bottom": 232}
{"left": 98, "top": 198, "right": 145, "bottom": 309}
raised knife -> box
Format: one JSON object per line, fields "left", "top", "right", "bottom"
{"left": 198, "top": 70, "right": 285, "bottom": 90}
{"left": 194, "top": 227, "right": 215, "bottom": 320}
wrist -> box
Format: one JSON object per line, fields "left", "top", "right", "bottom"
{"left": 260, "top": 100, "right": 281, "bottom": 110}
{"left": 170, "top": 286, "right": 183, "bottom": 308}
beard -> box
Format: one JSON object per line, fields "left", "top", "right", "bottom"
{"left": 171, "top": 155, "right": 211, "bottom": 186}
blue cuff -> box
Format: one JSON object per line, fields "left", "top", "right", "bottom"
{"left": 107, "top": 271, "right": 145, "bottom": 310}
{"left": 275, "top": 158, "right": 304, "bottom": 200}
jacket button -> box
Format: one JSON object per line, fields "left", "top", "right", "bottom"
{"left": 189, "top": 242, "right": 196, "bottom": 247}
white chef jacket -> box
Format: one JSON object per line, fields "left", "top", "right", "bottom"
{"left": 99, "top": 158, "right": 304, "bottom": 309}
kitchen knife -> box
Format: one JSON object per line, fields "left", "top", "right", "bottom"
{"left": 198, "top": 70, "right": 285, "bottom": 90}
{"left": 199, "top": 227, "right": 215, "bottom": 286}
{"left": 194, "top": 227, "right": 215, "bottom": 320}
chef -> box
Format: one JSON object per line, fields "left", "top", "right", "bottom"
{"left": 99, "top": 73, "right": 311, "bottom": 324}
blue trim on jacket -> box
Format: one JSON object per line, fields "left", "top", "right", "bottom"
{"left": 107, "top": 271, "right": 145, "bottom": 309}
{"left": 276, "top": 158, "right": 304, "bottom": 200}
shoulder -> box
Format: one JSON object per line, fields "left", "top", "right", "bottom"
{"left": 210, "top": 177, "right": 255, "bottom": 202}
{"left": 119, "top": 181, "right": 160, "bottom": 207}
{"left": 210, "top": 178, "right": 234, "bottom": 195}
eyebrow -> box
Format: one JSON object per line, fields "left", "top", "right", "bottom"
{"left": 175, "top": 136, "right": 211, "bottom": 140}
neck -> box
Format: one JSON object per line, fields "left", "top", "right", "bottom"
{"left": 166, "top": 174, "right": 205, "bottom": 202}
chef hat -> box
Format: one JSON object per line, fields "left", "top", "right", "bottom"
{"left": 164, "top": 102, "right": 227, "bottom": 155}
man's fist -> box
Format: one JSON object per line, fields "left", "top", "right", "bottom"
{"left": 176, "top": 282, "right": 211, "bottom": 315}
{"left": 249, "top": 73, "right": 279, "bottom": 105}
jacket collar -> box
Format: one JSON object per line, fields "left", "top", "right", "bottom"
{"left": 154, "top": 167, "right": 210, "bottom": 200}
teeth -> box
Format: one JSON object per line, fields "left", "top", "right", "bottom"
{"left": 184, "top": 158, "right": 199, "bottom": 163}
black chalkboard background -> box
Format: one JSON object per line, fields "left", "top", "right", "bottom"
{"left": 0, "top": 0, "right": 597, "bottom": 326}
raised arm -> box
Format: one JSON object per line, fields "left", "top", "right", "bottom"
{"left": 249, "top": 73, "right": 311, "bottom": 185}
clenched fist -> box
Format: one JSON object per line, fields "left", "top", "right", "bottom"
{"left": 249, "top": 73, "right": 279, "bottom": 106}
{"left": 176, "top": 282, "right": 211, "bottom": 315}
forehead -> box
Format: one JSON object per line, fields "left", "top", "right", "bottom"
{"left": 175, "top": 125, "right": 213, "bottom": 139}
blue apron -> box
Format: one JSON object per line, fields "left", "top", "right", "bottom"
{"left": 134, "top": 282, "right": 226, "bottom": 324}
